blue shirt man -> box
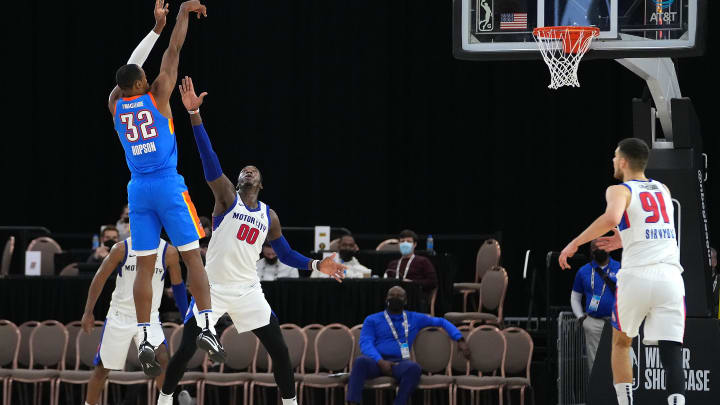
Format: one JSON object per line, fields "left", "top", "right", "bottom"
{"left": 570, "top": 240, "right": 620, "bottom": 373}
{"left": 347, "top": 286, "right": 470, "bottom": 405}
{"left": 572, "top": 257, "right": 620, "bottom": 318}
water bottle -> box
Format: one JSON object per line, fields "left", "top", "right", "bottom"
{"left": 426, "top": 234, "right": 434, "bottom": 255}
{"left": 92, "top": 234, "right": 99, "bottom": 249}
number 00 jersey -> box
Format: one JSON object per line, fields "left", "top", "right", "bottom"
{"left": 110, "top": 238, "right": 168, "bottom": 316}
{"left": 206, "top": 195, "right": 271, "bottom": 285}
{"left": 618, "top": 179, "right": 681, "bottom": 271}
{"left": 113, "top": 92, "right": 177, "bottom": 176}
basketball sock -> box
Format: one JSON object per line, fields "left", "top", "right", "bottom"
{"left": 614, "top": 383, "right": 633, "bottom": 405}
{"left": 157, "top": 391, "right": 173, "bottom": 405}
{"left": 281, "top": 397, "right": 298, "bottom": 405}
{"left": 137, "top": 323, "right": 150, "bottom": 343}
{"left": 197, "top": 309, "right": 212, "bottom": 330}
{"left": 668, "top": 393, "right": 685, "bottom": 405}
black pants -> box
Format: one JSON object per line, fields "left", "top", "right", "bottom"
{"left": 162, "top": 314, "right": 295, "bottom": 398}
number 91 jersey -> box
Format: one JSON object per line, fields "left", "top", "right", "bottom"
{"left": 114, "top": 92, "right": 177, "bottom": 175}
{"left": 618, "top": 179, "right": 681, "bottom": 271}
{"left": 206, "top": 195, "right": 270, "bottom": 285}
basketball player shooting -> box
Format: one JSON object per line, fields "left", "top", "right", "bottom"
{"left": 154, "top": 76, "right": 347, "bottom": 405}
{"left": 107, "top": 0, "right": 224, "bottom": 377}
{"left": 558, "top": 138, "right": 686, "bottom": 405}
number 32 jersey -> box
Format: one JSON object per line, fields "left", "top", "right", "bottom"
{"left": 206, "top": 195, "right": 271, "bottom": 285}
{"left": 618, "top": 179, "right": 681, "bottom": 271}
{"left": 114, "top": 92, "right": 177, "bottom": 175}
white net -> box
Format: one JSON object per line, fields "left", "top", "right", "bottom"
{"left": 533, "top": 27, "right": 599, "bottom": 89}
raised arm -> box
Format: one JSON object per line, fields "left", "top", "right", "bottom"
{"left": 267, "top": 209, "right": 346, "bottom": 282}
{"left": 81, "top": 241, "right": 126, "bottom": 332}
{"left": 178, "top": 76, "right": 236, "bottom": 215}
{"left": 150, "top": 0, "right": 207, "bottom": 109}
{"left": 108, "top": 0, "right": 169, "bottom": 114}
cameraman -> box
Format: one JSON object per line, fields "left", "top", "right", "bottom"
{"left": 87, "top": 226, "right": 120, "bottom": 264}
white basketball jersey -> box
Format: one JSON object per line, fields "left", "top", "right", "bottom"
{"left": 110, "top": 238, "right": 168, "bottom": 315}
{"left": 618, "top": 179, "right": 681, "bottom": 271}
{"left": 206, "top": 195, "right": 270, "bottom": 285}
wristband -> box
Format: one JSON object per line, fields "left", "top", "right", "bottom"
{"left": 188, "top": 108, "right": 200, "bottom": 115}
{"left": 312, "top": 260, "right": 319, "bottom": 272}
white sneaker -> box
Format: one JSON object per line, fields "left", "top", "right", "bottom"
{"left": 178, "top": 390, "right": 196, "bottom": 405}
{"left": 157, "top": 392, "right": 173, "bottom": 405}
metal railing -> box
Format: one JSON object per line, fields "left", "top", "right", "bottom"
{"left": 557, "top": 311, "right": 588, "bottom": 405}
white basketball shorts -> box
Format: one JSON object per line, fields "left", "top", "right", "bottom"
{"left": 94, "top": 310, "right": 165, "bottom": 370}
{"left": 611, "top": 263, "right": 686, "bottom": 344}
{"left": 187, "top": 281, "right": 272, "bottom": 335}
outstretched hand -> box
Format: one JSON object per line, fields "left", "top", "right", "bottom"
{"left": 180, "top": 0, "right": 207, "bottom": 18}
{"left": 179, "top": 76, "right": 207, "bottom": 111}
{"left": 318, "top": 253, "right": 347, "bottom": 283}
{"left": 595, "top": 228, "right": 622, "bottom": 252}
{"left": 153, "top": 0, "right": 169, "bottom": 31}
{"left": 558, "top": 241, "right": 578, "bottom": 270}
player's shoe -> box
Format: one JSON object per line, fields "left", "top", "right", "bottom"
{"left": 196, "top": 328, "right": 226, "bottom": 363}
{"left": 137, "top": 340, "right": 162, "bottom": 377}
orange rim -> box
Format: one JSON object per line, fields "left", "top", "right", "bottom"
{"left": 533, "top": 26, "right": 600, "bottom": 54}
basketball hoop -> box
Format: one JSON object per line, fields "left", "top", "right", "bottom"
{"left": 532, "top": 26, "right": 600, "bottom": 89}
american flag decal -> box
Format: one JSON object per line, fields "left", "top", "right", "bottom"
{"left": 499, "top": 13, "right": 527, "bottom": 30}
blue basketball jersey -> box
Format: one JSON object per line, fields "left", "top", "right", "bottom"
{"left": 114, "top": 93, "right": 177, "bottom": 175}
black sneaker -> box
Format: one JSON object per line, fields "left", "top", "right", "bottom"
{"left": 137, "top": 340, "right": 162, "bottom": 377}
{"left": 196, "top": 328, "right": 226, "bottom": 363}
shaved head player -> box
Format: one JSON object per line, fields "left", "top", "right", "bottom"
{"left": 106, "top": 0, "right": 223, "bottom": 377}
{"left": 155, "top": 76, "right": 347, "bottom": 405}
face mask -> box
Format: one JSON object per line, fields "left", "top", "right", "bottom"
{"left": 339, "top": 249, "right": 354, "bottom": 262}
{"left": 386, "top": 297, "right": 405, "bottom": 312}
{"left": 399, "top": 241, "right": 413, "bottom": 256}
{"left": 265, "top": 256, "right": 278, "bottom": 265}
{"left": 592, "top": 249, "right": 609, "bottom": 263}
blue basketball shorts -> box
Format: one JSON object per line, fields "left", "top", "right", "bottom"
{"left": 127, "top": 172, "right": 205, "bottom": 251}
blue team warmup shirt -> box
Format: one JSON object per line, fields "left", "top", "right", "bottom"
{"left": 572, "top": 258, "right": 620, "bottom": 318}
{"left": 359, "top": 310, "right": 463, "bottom": 362}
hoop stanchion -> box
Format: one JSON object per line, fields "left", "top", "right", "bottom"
{"left": 532, "top": 26, "right": 600, "bottom": 89}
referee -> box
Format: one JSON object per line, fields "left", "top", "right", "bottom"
{"left": 570, "top": 239, "right": 620, "bottom": 374}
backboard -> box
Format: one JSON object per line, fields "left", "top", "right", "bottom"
{"left": 453, "top": 0, "right": 706, "bottom": 60}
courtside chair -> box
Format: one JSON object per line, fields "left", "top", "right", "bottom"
{"left": 11, "top": 321, "right": 37, "bottom": 405}
{"left": 445, "top": 266, "right": 509, "bottom": 327}
{"left": 104, "top": 340, "right": 154, "bottom": 405}
{"left": 200, "top": 325, "right": 256, "bottom": 405}
{"left": 0, "top": 320, "right": 20, "bottom": 405}
{"left": 412, "top": 327, "right": 455, "bottom": 405}
{"left": 55, "top": 321, "right": 103, "bottom": 405}
{"left": 299, "top": 323, "right": 354, "bottom": 405}
{"left": 0, "top": 236, "right": 14, "bottom": 277}
{"left": 502, "top": 328, "right": 534, "bottom": 405}
{"left": 26, "top": 236, "right": 62, "bottom": 276}
{"left": 8, "top": 320, "right": 68, "bottom": 405}
{"left": 453, "top": 325, "right": 507, "bottom": 405}
{"left": 349, "top": 324, "right": 397, "bottom": 405}
{"left": 453, "top": 239, "right": 501, "bottom": 312}
{"left": 63, "top": 321, "right": 83, "bottom": 371}
{"left": 248, "top": 324, "right": 306, "bottom": 405}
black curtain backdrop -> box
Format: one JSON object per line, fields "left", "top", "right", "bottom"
{"left": 3, "top": 1, "right": 717, "bottom": 316}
